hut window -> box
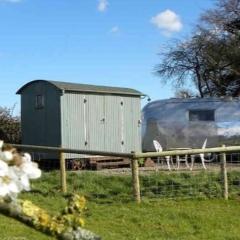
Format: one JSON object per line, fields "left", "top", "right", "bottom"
{"left": 189, "top": 110, "right": 215, "bottom": 121}
{"left": 35, "top": 95, "right": 44, "bottom": 109}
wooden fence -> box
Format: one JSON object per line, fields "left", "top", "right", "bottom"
{"left": 11, "top": 143, "right": 240, "bottom": 203}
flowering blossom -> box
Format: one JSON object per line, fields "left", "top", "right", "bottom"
{"left": 0, "top": 141, "right": 98, "bottom": 240}
{"left": 0, "top": 160, "right": 19, "bottom": 197}
{"left": 0, "top": 140, "right": 41, "bottom": 199}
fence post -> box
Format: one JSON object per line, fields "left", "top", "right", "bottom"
{"left": 131, "top": 154, "right": 141, "bottom": 203}
{"left": 60, "top": 151, "right": 67, "bottom": 193}
{"left": 220, "top": 145, "right": 228, "bottom": 200}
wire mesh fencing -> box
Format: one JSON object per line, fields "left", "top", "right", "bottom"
{"left": 12, "top": 143, "right": 240, "bottom": 203}
{"left": 28, "top": 150, "right": 135, "bottom": 203}
{"left": 139, "top": 155, "right": 222, "bottom": 200}
{"left": 139, "top": 151, "right": 240, "bottom": 200}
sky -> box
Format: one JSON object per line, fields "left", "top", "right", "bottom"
{"left": 0, "top": 0, "right": 215, "bottom": 114}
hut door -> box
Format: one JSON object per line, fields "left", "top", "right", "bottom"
{"left": 86, "top": 95, "right": 105, "bottom": 151}
{"left": 120, "top": 97, "right": 138, "bottom": 153}
{"left": 104, "top": 96, "right": 122, "bottom": 152}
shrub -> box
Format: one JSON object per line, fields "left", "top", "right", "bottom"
{"left": 0, "top": 106, "right": 21, "bottom": 143}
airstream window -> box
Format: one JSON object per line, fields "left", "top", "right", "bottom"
{"left": 189, "top": 110, "right": 215, "bottom": 121}
{"left": 35, "top": 95, "right": 44, "bottom": 109}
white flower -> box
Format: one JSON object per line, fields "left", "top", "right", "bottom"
{"left": 0, "top": 160, "right": 8, "bottom": 177}
{"left": 20, "top": 152, "right": 41, "bottom": 179}
{"left": 0, "top": 159, "right": 20, "bottom": 198}
{"left": 22, "top": 153, "right": 31, "bottom": 162}
{"left": 0, "top": 170, "right": 20, "bottom": 198}
{"left": 8, "top": 152, "right": 42, "bottom": 193}
{"left": 0, "top": 180, "right": 9, "bottom": 197}
{"left": 20, "top": 174, "right": 31, "bottom": 191}
{"left": 0, "top": 177, "right": 20, "bottom": 197}
{"left": 8, "top": 167, "right": 29, "bottom": 192}
{"left": 0, "top": 141, "right": 42, "bottom": 199}
{"left": 20, "top": 161, "right": 41, "bottom": 179}
{"left": 0, "top": 151, "right": 13, "bottom": 162}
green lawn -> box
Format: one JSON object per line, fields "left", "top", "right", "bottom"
{"left": 87, "top": 199, "right": 240, "bottom": 240}
{"left": 1, "top": 171, "right": 240, "bottom": 240}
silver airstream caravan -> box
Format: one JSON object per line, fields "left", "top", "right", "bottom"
{"left": 142, "top": 97, "right": 240, "bottom": 152}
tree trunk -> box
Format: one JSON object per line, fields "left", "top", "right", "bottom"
{"left": 195, "top": 68, "right": 204, "bottom": 97}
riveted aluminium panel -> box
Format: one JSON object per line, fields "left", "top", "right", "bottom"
{"left": 142, "top": 98, "right": 240, "bottom": 151}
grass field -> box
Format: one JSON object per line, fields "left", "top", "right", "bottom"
{"left": 1, "top": 170, "right": 240, "bottom": 240}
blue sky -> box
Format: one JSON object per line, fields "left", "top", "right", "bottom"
{"left": 0, "top": 0, "right": 215, "bottom": 114}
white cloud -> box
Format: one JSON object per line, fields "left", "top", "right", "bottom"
{"left": 151, "top": 9, "right": 183, "bottom": 35}
{"left": 98, "top": 0, "right": 108, "bottom": 12}
{"left": 110, "top": 26, "right": 120, "bottom": 33}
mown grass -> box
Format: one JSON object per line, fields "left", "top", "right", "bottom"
{"left": 1, "top": 170, "right": 240, "bottom": 239}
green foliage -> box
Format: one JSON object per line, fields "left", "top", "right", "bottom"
{"left": 0, "top": 106, "right": 21, "bottom": 143}
{"left": 137, "top": 158, "right": 145, "bottom": 166}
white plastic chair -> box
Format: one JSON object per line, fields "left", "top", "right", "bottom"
{"left": 176, "top": 154, "right": 189, "bottom": 170}
{"left": 153, "top": 140, "right": 171, "bottom": 170}
{"left": 190, "top": 138, "right": 215, "bottom": 170}
{"left": 199, "top": 138, "right": 215, "bottom": 169}
{"left": 199, "top": 139, "right": 208, "bottom": 170}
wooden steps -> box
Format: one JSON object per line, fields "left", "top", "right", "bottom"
{"left": 87, "top": 156, "right": 131, "bottom": 170}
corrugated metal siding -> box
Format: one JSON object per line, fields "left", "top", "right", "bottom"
{"left": 86, "top": 94, "right": 105, "bottom": 151}
{"left": 61, "top": 93, "right": 141, "bottom": 157}
{"left": 21, "top": 81, "right": 61, "bottom": 159}
{"left": 132, "top": 97, "right": 142, "bottom": 152}
{"left": 104, "top": 95, "right": 141, "bottom": 153}
{"left": 121, "top": 97, "right": 141, "bottom": 152}
{"left": 61, "top": 92, "right": 87, "bottom": 158}
{"left": 104, "top": 95, "right": 122, "bottom": 152}
{"left": 122, "top": 97, "right": 131, "bottom": 152}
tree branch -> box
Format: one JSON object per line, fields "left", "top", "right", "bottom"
{"left": 0, "top": 199, "right": 100, "bottom": 240}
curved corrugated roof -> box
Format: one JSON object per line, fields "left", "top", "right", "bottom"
{"left": 16, "top": 80, "right": 144, "bottom": 96}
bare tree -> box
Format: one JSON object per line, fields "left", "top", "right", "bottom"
{"left": 155, "top": 33, "right": 213, "bottom": 97}
{"left": 201, "top": 0, "right": 240, "bottom": 35}
{"left": 156, "top": 0, "right": 240, "bottom": 98}
{"left": 200, "top": 0, "right": 240, "bottom": 96}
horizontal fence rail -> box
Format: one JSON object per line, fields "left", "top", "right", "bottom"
{"left": 11, "top": 144, "right": 134, "bottom": 158}
{"left": 134, "top": 145, "right": 240, "bottom": 159}
{"left": 10, "top": 143, "right": 240, "bottom": 159}
{"left": 7, "top": 143, "right": 240, "bottom": 203}
{"left": 9, "top": 143, "right": 137, "bottom": 200}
